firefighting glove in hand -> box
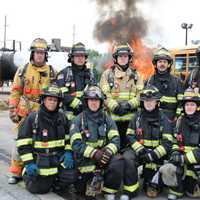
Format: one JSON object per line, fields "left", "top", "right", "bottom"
{"left": 92, "top": 149, "right": 104, "bottom": 163}
{"left": 112, "top": 105, "right": 127, "bottom": 116}
{"left": 9, "top": 107, "right": 20, "bottom": 123}
{"left": 25, "top": 163, "right": 38, "bottom": 176}
{"left": 140, "top": 151, "right": 158, "bottom": 164}
{"left": 99, "top": 148, "right": 113, "bottom": 167}
{"left": 61, "top": 152, "right": 74, "bottom": 169}
{"left": 170, "top": 151, "right": 185, "bottom": 165}
{"left": 119, "top": 101, "right": 134, "bottom": 112}
{"left": 74, "top": 101, "right": 83, "bottom": 115}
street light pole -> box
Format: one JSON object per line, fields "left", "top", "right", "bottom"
{"left": 181, "top": 23, "right": 193, "bottom": 46}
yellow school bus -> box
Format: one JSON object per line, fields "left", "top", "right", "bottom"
{"left": 170, "top": 46, "right": 198, "bottom": 82}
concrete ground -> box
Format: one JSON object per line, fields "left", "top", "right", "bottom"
{"left": 0, "top": 100, "right": 194, "bottom": 200}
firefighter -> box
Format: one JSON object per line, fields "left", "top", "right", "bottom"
{"left": 100, "top": 43, "right": 143, "bottom": 149}
{"left": 166, "top": 88, "right": 200, "bottom": 200}
{"left": 121, "top": 85, "right": 173, "bottom": 200}
{"left": 8, "top": 38, "right": 56, "bottom": 184}
{"left": 70, "top": 85, "right": 123, "bottom": 200}
{"left": 185, "top": 46, "right": 200, "bottom": 92}
{"left": 16, "top": 85, "right": 76, "bottom": 194}
{"left": 146, "top": 47, "right": 184, "bottom": 122}
{"left": 56, "top": 42, "right": 96, "bottom": 122}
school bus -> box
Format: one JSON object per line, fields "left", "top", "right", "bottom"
{"left": 170, "top": 46, "right": 198, "bottom": 82}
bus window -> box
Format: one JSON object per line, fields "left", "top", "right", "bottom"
{"left": 188, "top": 54, "right": 197, "bottom": 71}
{"left": 175, "top": 54, "right": 186, "bottom": 72}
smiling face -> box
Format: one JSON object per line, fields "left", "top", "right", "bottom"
{"left": 184, "top": 101, "right": 197, "bottom": 115}
{"left": 87, "top": 98, "right": 101, "bottom": 112}
{"left": 143, "top": 99, "right": 157, "bottom": 111}
{"left": 44, "top": 96, "right": 58, "bottom": 111}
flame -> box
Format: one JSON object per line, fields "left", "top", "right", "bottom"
{"left": 131, "top": 38, "right": 154, "bottom": 80}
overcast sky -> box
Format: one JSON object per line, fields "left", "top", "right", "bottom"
{"left": 0, "top": 0, "right": 199, "bottom": 53}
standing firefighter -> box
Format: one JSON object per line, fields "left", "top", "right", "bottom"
{"left": 100, "top": 43, "right": 143, "bottom": 149}
{"left": 56, "top": 42, "right": 96, "bottom": 121}
{"left": 8, "top": 38, "right": 56, "bottom": 184}
{"left": 185, "top": 46, "right": 200, "bottom": 92}
{"left": 164, "top": 88, "right": 200, "bottom": 200}
{"left": 146, "top": 47, "right": 184, "bottom": 122}
{"left": 121, "top": 86, "right": 173, "bottom": 199}
{"left": 70, "top": 85, "right": 123, "bottom": 200}
{"left": 17, "top": 85, "right": 76, "bottom": 194}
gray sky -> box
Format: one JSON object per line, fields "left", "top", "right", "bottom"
{"left": 0, "top": 0, "right": 199, "bottom": 52}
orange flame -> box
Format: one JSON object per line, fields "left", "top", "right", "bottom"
{"left": 131, "top": 38, "right": 154, "bottom": 80}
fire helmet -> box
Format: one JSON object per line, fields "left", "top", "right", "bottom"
{"left": 152, "top": 47, "right": 173, "bottom": 67}
{"left": 30, "top": 38, "right": 48, "bottom": 52}
{"left": 182, "top": 87, "right": 200, "bottom": 104}
{"left": 140, "top": 85, "right": 161, "bottom": 101}
{"left": 112, "top": 43, "right": 133, "bottom": 61}
{"left": 68, "top": 42, "right": 88, "bottom": 63}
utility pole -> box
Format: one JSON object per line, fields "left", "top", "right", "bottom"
{"left": 72, "top": 24, "right": 76, "bottom": 45}
{"left": 4, "top": 15, "right": 8, "bottom": 49}
{"left": 181, "top": 23, "right": 193, "bottom": 46}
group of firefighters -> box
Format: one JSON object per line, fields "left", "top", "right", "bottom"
{"left": 7, "top": 37, "right": 200, "bottom": 200}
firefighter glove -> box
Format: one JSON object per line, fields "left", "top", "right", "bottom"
{"left": 170, "top": 151, "right": 184, "bottom": 165}
{"left": 140, "top": 151, "right": 157, "bottom": 164}
{"left": 61, "top": 151, "right": 74, "bottom": 169}
{"left": 74, "top": 102, "right": 83, "bottom": 115}
{"left": 92, "top": 149, "right": 104, "bottom": 163}
{"left": 25, "top": 163, "right": 38, "bottom": 176}
{"left": 100, "top": 148, "right": 113, "bottom": 167}
{"left": 112, "top": 104, "right": 127, "bottom": 116}
{"left": 9, "top": 107, "right": 20, "bottom": 123}
{"left": 119, "top": 101, "right": 134, "bottom": 112}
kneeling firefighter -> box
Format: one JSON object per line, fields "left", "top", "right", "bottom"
{"left": 17, "top": 85, "right": 76, "bottom": 194}
{"left": 121, "top": 85, "right": 173, "bottom": 199}
{"left": 164, "top": 88, "right": 200, "bottom": 200}
{"left": 70, "top": 85, "right": 124, "bottom": 200}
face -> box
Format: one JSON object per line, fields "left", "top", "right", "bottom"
{"left": 87, "top": 99, "right": 101, "bottom": 112}
{"left": 144, "top": 99, "right": 157, "bottom": 111}
{"left": 73, "top": 54, "right": 86, "bottom": 65}
{"left": 44, "top": 96, "right": 58, "bottom": 111}
{"left": 33, "top": 50, "right": 46, "bottom": 65}
{"left": 117, "top": 54, "right": 129, "bottom": 66}
{"left": 156, "top": 59, "right": 169, "bottom": 72}
{"left": 184, "top": 101, "right": 197, "bottom": 115}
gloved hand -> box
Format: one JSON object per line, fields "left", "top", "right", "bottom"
{"left": 170, "top": 151, "right": 185, "bottom": 165}
{"left": 92, "top": 149, "right": 104, "bottom": 163}
{"left": 136, "top": 148, "right": 146, "bottom": 157}
{"left": 9, "top": 107, "right": 20, "bottom": 123}
{"left": 74, "top": 102, "right": 83, "bottom": 115}
{"left": 99, "top": 148, "right": 113, "bottom": 167}
{"left": 61, "top": 151, "right": 74, "bottom": 169}
{"left": 119, "top": 101, "right": 134, "bottom": 112}
{"left": 140, "top": 150, "right": 158, "bottom": 164}
{"left": 25, "top": 163, "right": 38, "bottom": 176}
{"left": 112, "top": 105, "right": 127, "bottom": 116}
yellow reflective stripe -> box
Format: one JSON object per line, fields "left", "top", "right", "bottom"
{"left": 172, "top": 144, "right": 179, "bottom": 151}
{"left": 84, "top": 145, "right": 95, "bottom": 158}
{"left": 144, "top": 139, "right": 159, "bottom": 147}
{"left": 102, "top": 186, "right": 117, "bottom": 194}
{"left": 70, "top": 133, "right": 82, "bottom": 145}
{"left": 39, "top": 168, "right": 58, "bottom": 176}
{"left": 70, "top": 97, "right": 81, "bottom": 109}
{"left": 86, "top": 140, "right": 104, "bottom": 148}
{"left": 186, "top": 151, "right": 197, "bottom": 164}
{"left": 154, "top": 145, "right": 166, "bottom": 157}
{"left": 65, "top": 135, "right": 70, "bottom": 140}
{"left": 106, "top": 143, "right": 118, "bottom": 154}
{"left": 60, "top": 87, "right": 69, "bottom": 93}
{"left": 160, "top": 96, "right": 177, "bottom": 103}
{"left": 108, "top": 99, "right": 118, "bottom": 110}
{"left": 176, "top": 108, "right": 182, "bottom": 115}
{"left": 76, "top": 91, "right": 83, "bottom": 98}
{"left": 186, "top": 169, "right": 197, "bottom": 179}
{"left": 123, "top": 182, "right": 139, "bottom": 192}
{"left": 169, "top": 189, "right": 183, "bottom": 197}
{"left": 101, "top": 84, "right": 110, "bottom": 93}
{"left": 78, "top": 165, "right": 96, "bottom": 173}
{"left": 177, "top": 94, "right": 184, "bottom": 100}
{"left": 34, "top": 139, "right": 65, "bottom": 148}
{"left": 126, "top": 128, "right": 134, "bottom": 135}
{"left": 21, "top": 153, "right": 33, "bottom": 162}
{"left": 137, "top": 84, "right": 144, "bottom": 91}
{"left": 65, "top": 144, "right": 72, "bottom": 150}
{"left": 184, "top": 146, "right": 197, "bottom": 153}
{"left": 66, "top": 112, "right": 75, "bottom": 121}
{"left": 145, "top": 163, "right": 158, "bottom": 169}
{"left": 129, "top": 98, "right": 139, "bottom": 107}
{"left": 108, "top": 129, "right": 119, "bottom": 140}
{"left": 163, "top": 133, "right": 173, "bottom": 141}
{"left": 111, "top": 113, "right": 134, "bottom": 121}
{"left": 132, "top": 142, "right": 143, "bottom": 152}
{"left": 17, "top": 138, "right": 33, "bottom": 147}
